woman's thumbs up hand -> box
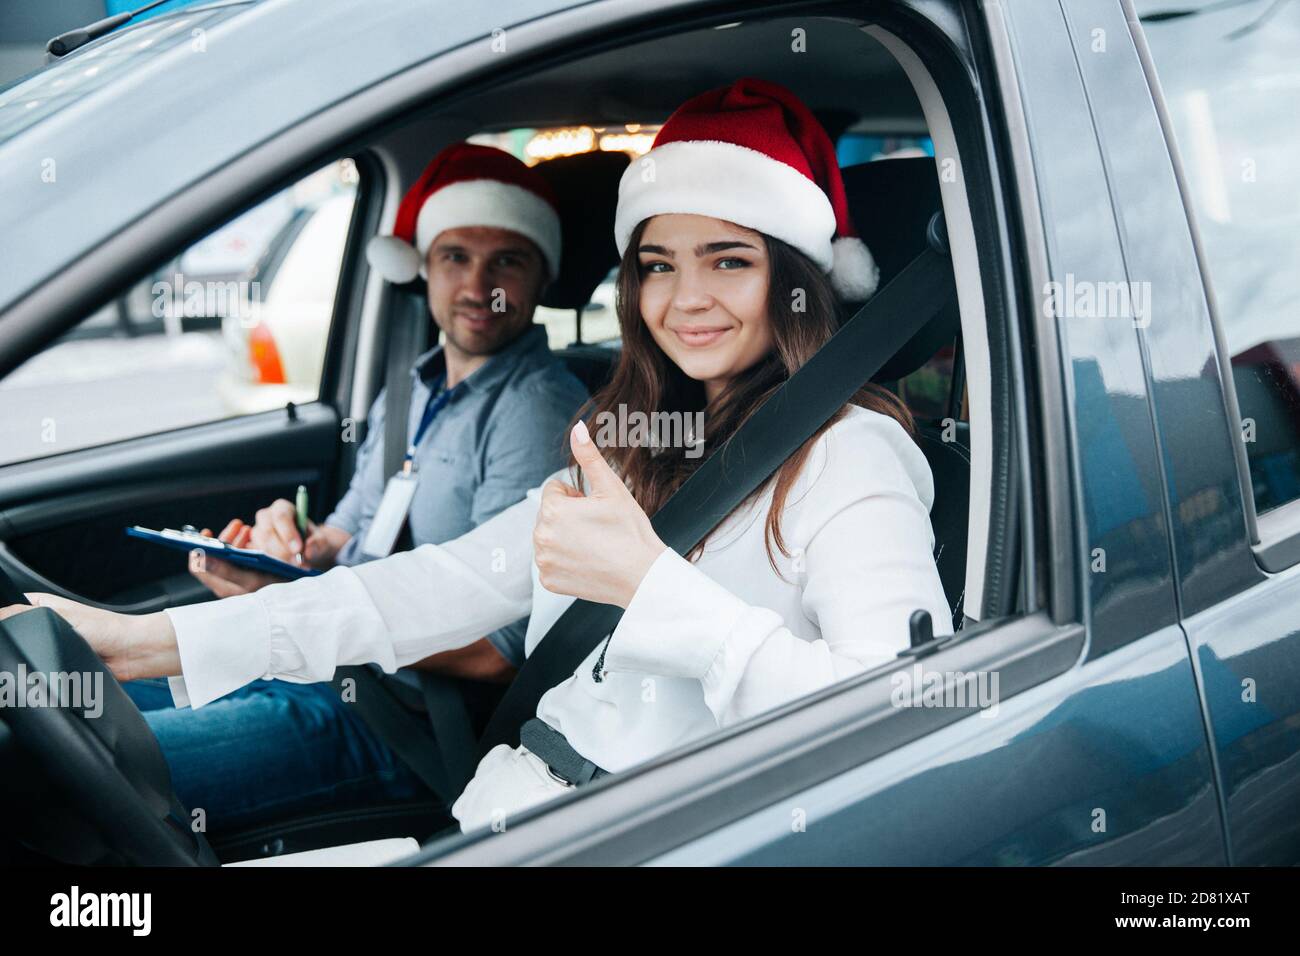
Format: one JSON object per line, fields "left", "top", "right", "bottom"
{"left": 532, "top": 420, "right": 668, "bottom": 608}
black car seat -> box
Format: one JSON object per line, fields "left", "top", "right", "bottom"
{"left": 534, "top": 150, "right": 629, "bottom": 395}
{"left": 841, "top": 157, "right": 969, "bottom": 628}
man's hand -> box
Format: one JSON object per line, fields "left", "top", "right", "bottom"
{"left": 250, "top": 499, "right": 345, "bottom": 569}
{"left": 0, "top": 594, "right": 179, "bottom": 684}
{"left": 250, "top": 499, "right": 308, "bottom": 564}
{"left": 190, "top": 520, "right": 282, "bottom": 597}
{"left": 192, "top": 509, "right": 351, "bottom": 598}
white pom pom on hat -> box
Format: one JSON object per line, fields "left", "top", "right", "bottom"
{"left": 365, "top": 235, "right": 422, "bottom": 285}
{"left": 366, "top": 143, "right": 563, "bottom": 285}
{"left": 830, "top": 235, "right": 879, "bottom": 301}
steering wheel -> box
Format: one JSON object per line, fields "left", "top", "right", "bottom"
{"left": 0, "top": 564, "right": 218, "bottom": 865}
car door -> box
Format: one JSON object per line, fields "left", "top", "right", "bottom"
{"left": 0, "top": 158, "right": 373, "bottom": 612}
{"left": 1126, "top": 0, "right": 1300, "bottom": 865}
{"left": 401, "top": 0, "right": 1226, "bottom": 866}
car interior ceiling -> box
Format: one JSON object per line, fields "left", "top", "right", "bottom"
{"left": 453, "top": 17, "right": 926, "bottom": 134}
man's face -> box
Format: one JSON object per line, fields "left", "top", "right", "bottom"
{"left": 425, "top": 226, "right": 547, "bottom": 357}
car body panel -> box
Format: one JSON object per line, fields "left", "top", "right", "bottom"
{"left": 1098, "top": 0, "right": 1300, "bottom": 866}
{"left": 648, "top": 626, "right": 1222, "bottom": 865}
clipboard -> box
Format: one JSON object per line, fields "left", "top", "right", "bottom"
{"left": 126, "top": 526, "right": 323, "bottom": 580}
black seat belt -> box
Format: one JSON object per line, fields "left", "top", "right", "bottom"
{"left": 331, "top": 665, "right": 453, "bottom": 798}
{"left": 334, "top": 288, "right": 479, "bottom": 803}
{"left": 478, "top": 214, "right": 955, "bottom": 757}
{"left": 418, "top": 671, "right": 479, "bottom": 790}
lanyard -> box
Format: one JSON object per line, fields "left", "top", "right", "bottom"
{"left": 403, "top": 373, "right": 458, "bottom": 474}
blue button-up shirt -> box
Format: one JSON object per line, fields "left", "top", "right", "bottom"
{"left": 325, "top": 323, "right": 588, "bottom": 666}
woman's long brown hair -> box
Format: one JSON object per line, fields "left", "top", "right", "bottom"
{"left": 567, "top": 219, "right": 914, "bottom": 573}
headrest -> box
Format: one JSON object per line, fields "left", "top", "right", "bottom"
{"left": 840, "top": 157, "right": 960, "bottom": 382}
{"left": 533, "top": 150, "right": 631, "bottom": 310}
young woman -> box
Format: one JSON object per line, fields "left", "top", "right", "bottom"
{"left": 1, "top": 77, "right": 952, "bottom": 831}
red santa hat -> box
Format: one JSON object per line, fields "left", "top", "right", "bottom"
{"left": 367, "top": 142, "right": 562, "bottom": 285}
{"left": 615, "top": 77, "right": 878, "bottom": 300}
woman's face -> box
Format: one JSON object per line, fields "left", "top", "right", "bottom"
{"left": 636, "top": 214, "right": 774, "bottom": 403}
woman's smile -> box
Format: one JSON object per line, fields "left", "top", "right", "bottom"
{"left": 672, "top": 324, "right": 734, "bottom": 348}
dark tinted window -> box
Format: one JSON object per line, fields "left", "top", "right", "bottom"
{"left": 1138, "top": 0, "right": 1300, "bottom": 512}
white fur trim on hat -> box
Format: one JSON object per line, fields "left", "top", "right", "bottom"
{"left": 830, "top": 235, "right": 879, "bottom": 301}
{"left": 614, "top": 139, "right": 837, "bottom": 273}
{"left": 415, "top": 179, "right": 562, "bottom": 280}
{"left": 366, "top": 234, "right": 422, "bottom": 284}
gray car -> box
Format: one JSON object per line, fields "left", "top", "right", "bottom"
{"left": 0, "top": 0, "right": 1297, "bottom": 876}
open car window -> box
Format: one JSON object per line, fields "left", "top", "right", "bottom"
{"left": 382, "top": 10, "right": 1014, "bottom": 859}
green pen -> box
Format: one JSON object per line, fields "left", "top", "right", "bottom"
{"left": 295, "top": 484, "right": 309, "bottom": 535}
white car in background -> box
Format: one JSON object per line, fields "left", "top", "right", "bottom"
{"left": 535, "top": 266, "right": 619, "bottom": 349}
{"left": 218, "top": 195, "right": 355, "bottom": 415}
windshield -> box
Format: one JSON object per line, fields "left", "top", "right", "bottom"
{"left": 0, "top": 2, "right": 253, "bottom": 144}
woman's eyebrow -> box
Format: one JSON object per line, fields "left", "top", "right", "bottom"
{"left": 694, "top": 240, "right": 758, "bottom": 256}
{"left": 638, "top": 240, "right": 758, "bottom": 258}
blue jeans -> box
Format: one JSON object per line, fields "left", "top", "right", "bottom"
{"left": 124, "top": 677, "right": 432, "bottom": 832}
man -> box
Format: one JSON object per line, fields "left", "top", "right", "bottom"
{"left": 123, "top": 143, "right": 588, "bottom": 832}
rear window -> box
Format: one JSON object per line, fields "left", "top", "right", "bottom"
{"left": 1137, "top": 0, "right": 1300, "bottom": 512}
